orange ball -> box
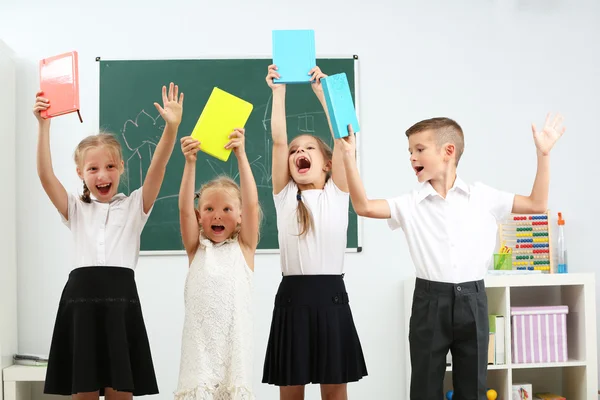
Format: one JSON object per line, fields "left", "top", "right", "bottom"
{"left": 486, "top": 389, "right": 497, "bottom": 400}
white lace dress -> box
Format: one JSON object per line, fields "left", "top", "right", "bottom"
{"left": 174, "top": 235, "right": 254, "bottom": 400}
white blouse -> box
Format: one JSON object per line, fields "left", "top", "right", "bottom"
{"left": 274, "top": 179, "right": 349, "bottom": 275}
{"left": 61, "top": 187, "right": 152, "bottom": 270}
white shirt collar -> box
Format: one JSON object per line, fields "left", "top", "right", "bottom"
{"left": 416, "top": 176, "right": 470, "bottom": 203}
{"left": 89, "top": 192, "right": 127, "bottom": 203}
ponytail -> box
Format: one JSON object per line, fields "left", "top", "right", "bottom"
{"left": 81, "top": 181, "right": 91, "bottom": 203}
{"left": 296, "top": 189, "right": 313, "bottom": 237}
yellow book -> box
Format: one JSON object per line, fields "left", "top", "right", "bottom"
{"left": 191, "top": 87, "right": 253, "bottom": 161}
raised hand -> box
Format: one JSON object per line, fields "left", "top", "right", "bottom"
{"left": 33, "top": 91, "right": 50, "bottom": 126}
{"left": 309, "top": 66, "right": 327, "bottom": 99}
{"left": 180, "top": 136, "right": 200, "bottom": 162}
{"left": 266, "top": 65, "right": 285, "bottom": 92}
{"left": 225, "top": 128, "right": 246, "bottom": 157}
{"left": 336, "top": 124, "right": 357, "bottom": 156}
{"left": 154, "top": 82, "right": 184, "bottom": 126}
{"left": 532, "top": 113, "right": 566, "bottom": 156}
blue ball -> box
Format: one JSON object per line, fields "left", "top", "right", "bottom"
{"left": 445, "top": 390, "right": 453, "bottom": 400}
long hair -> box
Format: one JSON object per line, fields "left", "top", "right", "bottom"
{"left": 293, "top": 135, "right": 333, "bottom": 237}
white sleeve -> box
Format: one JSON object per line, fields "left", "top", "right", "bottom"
{"left": 273, "top": 180, "right": 297, "bottom": 209}
{"left": 60, "top": 193, "right": 80, "bottom": 229}
{"left": 128, "top": 187, "right": 153, "bottom": 226}
{"left": 475, "top": 182, "right": 515, "bottom": 221}
{"left": 386, "top": 195, "right": 410, "bottom": 231}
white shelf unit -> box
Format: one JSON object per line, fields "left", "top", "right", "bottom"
{"left": 0, "top": 39, "right": 18, "bottom": 400}
{"left": 403, "top": 273, "right": 597, "bottom": 399}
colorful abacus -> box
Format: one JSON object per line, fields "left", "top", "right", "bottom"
{"left": 498, "top": 212, "right": 554, "bottom": 273}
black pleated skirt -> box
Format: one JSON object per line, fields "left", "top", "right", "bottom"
{"left": 44, "top": 266, "right": 159, "bottom": 396}
{"left": 262, "top": 274, "right": 368, "bottom": 386}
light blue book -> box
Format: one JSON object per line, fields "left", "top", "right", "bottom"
{"left": 321, "top": 73, "right": 360, "bottom": 139}
{"left": 272, "top": 29, "right": 316, "bottom": 84}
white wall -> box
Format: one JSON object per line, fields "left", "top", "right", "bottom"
{"left": 0, "top": 39, "right": 17, "bottom": 400}
{"left": 1, "top": 0, "right": 599, "bottom": 398}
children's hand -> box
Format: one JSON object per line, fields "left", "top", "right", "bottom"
{"left": 336, "top": 124, "right": 357, "bottom": 156}
{"left": 532, "top": 113, "right": 565, "bottom": 156}
{"left": 225, "top": 128, "right": 246, "bottom": 156}
{"left": 33, "top": 91, "right": 50, "bottom": 126}
{"left": 266, "top": 65, "right": 285, "bottom": 92}
{"left": 154, "top": 82, "right": 184, "bottom": 126}
{"left": 310, "top": 66, "right": 327, "bottom": 99}
{"left": 180, "top": 136, "right": 200, "bottom": 162}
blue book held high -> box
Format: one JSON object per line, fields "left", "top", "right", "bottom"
{"left": 321, "top": 73, "right": 360, "bottom": 139}
{"left": 272, "top": 29, "right": 316, "bottom": 84}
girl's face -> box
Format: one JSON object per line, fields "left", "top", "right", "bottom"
{"left": 197, "top": 188, "right": 242, "bottom": 243}
{"left": 288, "top": 135, "right": 331, "bottom": 189}
{"left": 77, "top": 146, "right": 124, "bottom": 202}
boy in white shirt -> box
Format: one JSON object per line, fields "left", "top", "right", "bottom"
{"left": 338, "top": 114, "right": 565, "bottom": 399}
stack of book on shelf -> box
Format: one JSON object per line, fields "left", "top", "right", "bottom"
{"left": 488, "top": 314, "right": 505, "bottom": 365}
{"left": 13, "top": 354, "right": 48, "bottom": 366}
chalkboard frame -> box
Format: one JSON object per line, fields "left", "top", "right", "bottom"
{"left": 97, "top": 55, "right": 362, "bottom": 255}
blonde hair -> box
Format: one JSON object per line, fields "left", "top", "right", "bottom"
{"left": 73, "top": 132, "right": 124, "bottom": 203}
{"left": 405, "top": 117, "right": 465, "bottom": 166}
{"left": 291, "top": 135, "right": 333, "bottom": 237}
{"left": 194, "top": 175, "right": 263, "bottom": 242}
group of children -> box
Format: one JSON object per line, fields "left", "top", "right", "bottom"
{"left": 33, "top": 63, "right": 565, "bottom": 400}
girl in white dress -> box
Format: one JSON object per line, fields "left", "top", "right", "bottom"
{"left": 175, "top": 128, "right": 261, "bottom": 400}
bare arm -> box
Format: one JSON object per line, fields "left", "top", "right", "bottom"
{"left": 338, "top": 129, "right": 391, "bottom": 218}
{"left": 179, "top": 137, "right": 201, "bottom": 262}
{"left": 512, "top": 153, "right": 550, "bottom": 214}
{"left": 34, "top": 92, "right": 68, "bottom": 219}
{"left": 143, "top": 83, "right": 184, "bottom": 214}
{"left": 311, "top": 67, "right": 349, "bottom": 192}
{"left": 512, "top": 113, "right": 565, "bottom": 214}
{"left": 266, "top": 65, "right": 290, "bottom": 194}
{"left": 227, "top": 129, "right": 259, "bottom": 266}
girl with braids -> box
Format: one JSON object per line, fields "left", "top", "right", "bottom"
{"left": 262, "top": 65, "right": 367, "bottom": 400}
{"left": 175, "top": 128, "right": 260, "bottom": 399}
{"left": 33, "top": 82, "right": 184, "bottom": 400}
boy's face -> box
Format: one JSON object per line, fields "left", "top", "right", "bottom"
{"left": 408, "top": 130, "right": 448, "bottom": 183}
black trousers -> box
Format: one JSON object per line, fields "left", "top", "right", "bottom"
{"left": 409, "top": 278, "right": 488, "bottom": 400}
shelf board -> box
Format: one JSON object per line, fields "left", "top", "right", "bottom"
{"left": 511, "top": 359, "right": 586, "bottom": 369}
{"left": 446, "top": 364, "right": 508, "bottom": 372}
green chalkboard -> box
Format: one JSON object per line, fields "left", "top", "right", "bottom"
{"left": 99, "top": 57, "right": 360, "bottom": 253}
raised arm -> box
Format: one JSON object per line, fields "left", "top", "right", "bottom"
{"left": 34, "top": 91, "right": 68, "bottom": 219}
{"left": 512, "top": 113, "right": 565, "bottom": 214}
{"left": 266, "top": 65, "right": 290, "bottom": 194}
{"left": 310, "top": 67, "right": 349, "bottom": 192}
{"left": 226, "top": 129, "right": 259, "bottom": 265}
{"left": 143, "top": 82, "right": 184, "bottom": 214}
{"left": 337, "top": 128, "right": 391, "bottom": 218}
{"left": 179, "top": 136, "right": 201, "bottom": 261}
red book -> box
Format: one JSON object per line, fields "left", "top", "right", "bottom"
{"left": 39, "top": 51, "right": 82, "bottom": 122}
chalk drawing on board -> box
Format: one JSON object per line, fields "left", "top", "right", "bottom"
{"left": 120, "top": 109, "right": 163, "bottom": 196}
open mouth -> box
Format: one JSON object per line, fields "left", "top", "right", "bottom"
{"left": 211, "top": 225, "right": 225, "bottom": 234}
{"left": 97, "top": 183, "right": 112, "bottom": 195}
{"left": 414, "top": 166, "right": 424, "bottom": 175}
{"left": 295, "top": 156, "right": 311, "bottom": 174}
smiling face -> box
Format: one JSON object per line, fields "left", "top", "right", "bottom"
{"left": 288, "top": 135, "right": 332, "bottom": 189}
{"left": 197, "top": 188, "right": 242, "bottom": 243}
{"left": 77, "top": 145, "right": 124, "bottom": 202}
